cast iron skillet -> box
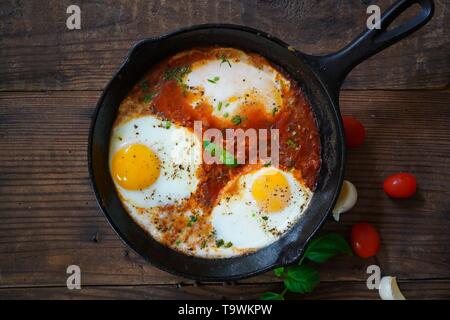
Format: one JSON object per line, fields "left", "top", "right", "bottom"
{"left": 89, "top": 0, "right": 434, "bottom": 281}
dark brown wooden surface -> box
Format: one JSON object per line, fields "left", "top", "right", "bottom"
{"left": 1, "top": 280, "right": 450, "bottom": 300}
{"left": 0, "top": 0, "right": 449, "bottom": 300}
{"left": 1, "top": 0, "right": 449, "bottom": 91}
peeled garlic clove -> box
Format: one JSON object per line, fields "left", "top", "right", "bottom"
{"left": 379, "top": 276, "right": 406, "bottom": 300}
{"left": 332, "top": 180, "right": 357, "bottom": 221}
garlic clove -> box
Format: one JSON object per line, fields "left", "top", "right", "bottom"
{"left": 332, "top": 180, "right": 357, "bottom": 221}
{"left": 379, "top": 276, "right": 406, "bottom": 300}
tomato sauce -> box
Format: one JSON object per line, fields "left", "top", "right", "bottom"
{"left": 114, "top": 47, "right": 321, "bottom": 249}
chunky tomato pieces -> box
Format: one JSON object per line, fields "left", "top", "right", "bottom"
{"left": 383, "top": 173, "right": 417, "bottom": 198}
{"left": 351, "top": 223, "right": 380, "bottom": 258}
{"left": 343, "top": 116, "right": 365, "bottom": 148}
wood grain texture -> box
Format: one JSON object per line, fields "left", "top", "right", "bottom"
{"left": 0, "top": 90, "right": 449, "bottom": 300}
{"left": 0, "top": 0, "right": 449, "bottom": 91}
{"left": 1, "top": 0, "right": 449, "bottom": 300}
{"left": 0, "top": 280, "right": 449, "bottom": 300}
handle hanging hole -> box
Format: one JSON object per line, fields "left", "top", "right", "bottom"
{"left": 385, "top": 3, "right": 422, "bottom": 31}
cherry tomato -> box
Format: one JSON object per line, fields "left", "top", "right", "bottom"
{"left": 342, "top": 116, "right": 366, "bottom": 148}
{"left": 351, "top": 223, "right": 380, "bottom": 258}
{"left": 383, "top": 173, "right": 417, "bottom": 198}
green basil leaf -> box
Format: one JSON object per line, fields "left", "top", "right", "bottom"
{"left": 284, "top": 265, "right": 319, "bottom": 293}
{"left": 274, "top": 267, "right": 285, "bottom": 277}
{"left": 260, "top": 292, "right": 284, "bottom": 300}
{"left": 304, "top": 234, "right": 353, "bottom": 264}
{"left": 203, "top": 141, "right": 238, "bottom": 167}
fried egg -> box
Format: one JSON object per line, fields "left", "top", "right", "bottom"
{"left": 184, "top": 48, "right": 290, "bottom": 121}
{"left": 210, "top": 166, "right": 312, "bottom": 254}
{"left": 109, "top": 115, "right": 202, "bottom": 208}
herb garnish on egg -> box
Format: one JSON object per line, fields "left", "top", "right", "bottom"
{"left": 207, "top": 76, "right": 220, "bottom": 84}
{"left": 203, "top": 140, "right": 238, "bottom": 167}
{"left": 220, "top": 55, "right": 232, "bottom": 68}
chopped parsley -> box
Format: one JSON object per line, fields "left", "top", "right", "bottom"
{"left": 217, "top": 101, "right": 223, "bottom": 111}
{"left": 216, "top": 239, "right": 224, "bottom": 247}
{"left": 262, "top": 216, "right": 269, "bottom": 221}
{"left": 220, "top": 55, "right": 232, "bottom": 68}
{"left": 223, "top": 112, "right": 229, "bottom": 118}
{"left": 286, "top": 138, "right": 298, "bottom": 149}
{"left": 272, "top": 107, "right": 278, "bottom": 116}
{"left": 165, "top": 120, "right": 171, "bottom": 129}
{"left": 142, "top": 92, "right": 157, "bottom": 103}
{"left": 231, "top": 115, "right": 246, "bottom": 125}
{"left": 175, "top": 240, "right": 181, "bottom": 246}
{"left": 224, "top": 241, "right": 233, "bottom": 248}
{"left": 207, "top": 76, "right": 220, "bottom": 84}
{"left": 163, "top": 65, "right": 191, "bottom": 83}
{"left": 187, "top": 215, "right": 197, "bottom": 227}
{"left": 140, "top": 81, "right": 149, "bottom": 91}
{"left": 180, "top": 83, "right": 189, "bottom": 95}
{"left": 264, "top": 161, "right": 271, "bottom": 167}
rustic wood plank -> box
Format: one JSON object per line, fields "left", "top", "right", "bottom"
{"left": 0, "top": 0, "right": 448, "bottom": 91}
{"left": 0, "top": 90, "right": 449, "bottom": 291}
{"left": 0, "top": 280, "right": 449, "bottom": 300}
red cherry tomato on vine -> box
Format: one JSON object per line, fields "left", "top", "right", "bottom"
{"left": 342, "top": 116, "right": 365, "bottom": 148}
{"left": 383, "top": 173, "right": 417, "bottom": 198}
{"left": 351, "top": 223, "right": 380, "bottom": 258}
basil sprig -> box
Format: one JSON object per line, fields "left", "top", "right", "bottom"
{"left": 260, "top": 292, "right": 284, "bottom": 300}
{"left": 304, "top": 233, "right": 353, "bottom": 263}
{"left": 283, "top": 265, "right": 320, "bottom": 293}
{"left": 261, "top": 233, "right": 352, "bottom": 300}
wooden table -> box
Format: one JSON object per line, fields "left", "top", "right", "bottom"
{"left": 0, "top": 0, "right": 449, "bottom": 300}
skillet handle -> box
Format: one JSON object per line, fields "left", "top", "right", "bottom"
{"left": 309, "top": 0, "right": 434, "bottom": 103}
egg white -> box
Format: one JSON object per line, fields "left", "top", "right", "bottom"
{"left": 109, "top": 115, "right": 202, "bottom": 208}
{"left": 184, "top": 49, "right": 289, "bottom": 120}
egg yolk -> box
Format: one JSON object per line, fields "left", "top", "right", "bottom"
{"left": 251, "top": 170, "right": 291, "bottom": 213}
{"left": 111, "top": 144, "right": 160, "bottom": 190}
